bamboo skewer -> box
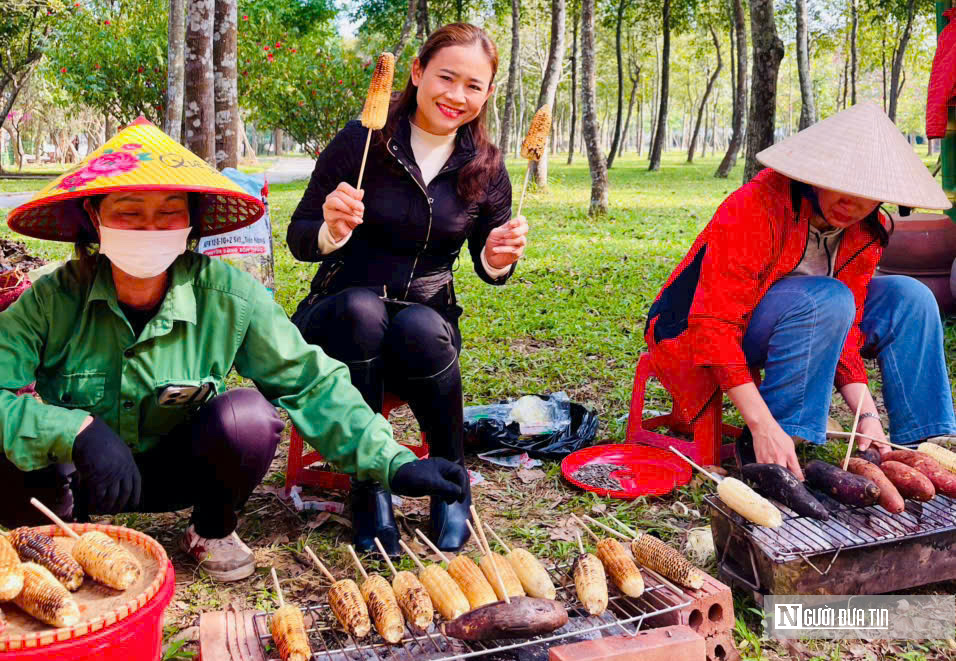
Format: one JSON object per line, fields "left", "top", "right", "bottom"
{"left": 30, "top": 498, "right": 80, "bottom": 540}
{"left": 574, "top": 530, "right": 585, "bottom": 555}
{"left": 842, "top": 394, "right": 867, "bottom": 471}
{"left": 398, "top": 540, "right": 427, "bottom": 572}
{"left": 356, "top": 130, "right": 373, "bottom": 191}
{"left": 608, "top": 515, "right": 638, "bottom": 538}
{"left": 827, "top": 430, "right": 887, "bottom": 444}
{"left": 570, "top": 513, "right": 600, "bottom": 543}
{"left": 271, "top": 567, "right": 286, "bottom": 609}
{"left": 414, "top": 529, "right": 450, "bottom": 564}
{"left": 373, "top": 538, "right": 400, "bottom": 578}
{"left": 305, "top": 546, "right": 337, "bottom": 584}
{"left": 469, "top": 506, "right": 510, "bottom": 603}
{"left": 347, "top": 544, "right": 369, "bottom": 581}
{"left": 485, "top": 527, "right": 512, "bottom": 554}
{"left": 515, "top": 168, "right": 531, "bottom": 219}
{"left": 466, "top": 519, "right": 510, "bottom": 604}
{"left": 583, "top": 514, "right": 630, "bottom": 541}
{"left": 667, "top": 447, "right": 721, "bottom": 483}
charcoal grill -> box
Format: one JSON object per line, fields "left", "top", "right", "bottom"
{"left": 709, "top": 489, "right": 956, "bottom": 599}
{"left": 252, "top": 561, "right": 693, "bottom": 660}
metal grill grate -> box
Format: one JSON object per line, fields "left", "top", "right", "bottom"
{"left": 252, "top": 561, "right": 693, "bottom": 660}
{"left": 706, "top": 492, "right": 956, "bottom": 563}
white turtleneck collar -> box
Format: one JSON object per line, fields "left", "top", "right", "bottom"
{"left": 409, "top": 120, "right": 457, "bottom": 187}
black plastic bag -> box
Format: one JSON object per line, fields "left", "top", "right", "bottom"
{"left": 463, "top": 393, "right": 599, "bottom": 460}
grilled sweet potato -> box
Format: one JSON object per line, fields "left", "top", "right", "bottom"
{"left": 846, "top": 458, "right": 903, "bottom": 513}
{"left": 883, "top": 450, "right": 956, "bottom": 498}
{"left": 441, "top": 597, "right": 568, "bottom": 641}
{"left": 741, "top": 463, "right": 829, "bottom": 520}
{"left": 805, "top": 460, "right": 880, "bottom": 506}
{"left": 879, "top": 461, "right": 935, "bottom": 501}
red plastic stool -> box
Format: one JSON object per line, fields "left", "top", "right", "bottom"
{"left": 284, "top": 393, "right": 429, "bottom": 494}
{"left": 626, "top": 353, "right": 757, "bottom": 467}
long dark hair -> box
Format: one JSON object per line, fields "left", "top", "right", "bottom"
{"left": 381, "top": 23, "right": 501, "bottom": 203}
{"left": 797, "top": 182, "right": 893, "bottom": 247}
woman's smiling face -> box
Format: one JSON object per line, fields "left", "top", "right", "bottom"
{"left": 410, "top": 43, "right": 494, "bottom": 135}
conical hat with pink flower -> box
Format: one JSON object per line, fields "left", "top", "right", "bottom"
{"left": 8, "top": 117, "right": 264, "bottom": 242}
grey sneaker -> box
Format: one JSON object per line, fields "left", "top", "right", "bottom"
{"left": 179, "top": 525, "right": 255, "bottom": 582}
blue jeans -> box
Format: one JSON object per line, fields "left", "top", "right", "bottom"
{"left": 741, "top": 275, "right": 956, "bottom": 445}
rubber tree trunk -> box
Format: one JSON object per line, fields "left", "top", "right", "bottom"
{"left": 214, "top": 0, "right": 238, "bottom": 170}
{"left": 620, "top": 58, "right": 641, "bottom": 156}
{"left": 567, "top": 6, "right": 579, "bottom": 164}
{"left": 688, "top": 25, "right": 722, "bottom": 163}
{"left": 743, "top": 0, "right": 784, "bottom": 183}
{"left": 606, "top": 0, "right": 626, "bottom": 168}
{"left": 850, "top": 0, "right": 858, "bottom": 105}
{"left": 166, "top": 0, "right": 185, "bottom": 142}
{"left": 648, "top": 0, "right": 670, "bottom": 172}
{"left": 184, "top": 0, "right": 216, "bottom": 165}
{"left": 888, "top": 0, "right": 917, "bottom": 122}
{"left": 529, "top": 0, "right": 566, "bottom": 189}
{"left": 716, "top": 0, "right": 746, "bottom": 177}
{"left": 796, "top": 0, "right": 816, "bottom": 129}
{"left": 581, "top": 0, "right": 608, "bottom": 214}
{"left": 499, "top": 0, "right": 520, "bottom": 153}
{"left": 392, "top": 0, "right": 419, "bottom": 57}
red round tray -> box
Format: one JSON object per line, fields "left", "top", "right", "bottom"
{"left": 561, "top": 444, "right": 692, "bottom": 499}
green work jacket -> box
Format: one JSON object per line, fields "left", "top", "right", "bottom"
{"left": 0, "top": 251, "right": 417, "bottom": 486}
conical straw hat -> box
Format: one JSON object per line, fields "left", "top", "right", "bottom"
{"left": 8, "top": 117, "right": 264, "bottom": 242}
{"left": 756, "top": 100, "right": 951, "bottom": 210}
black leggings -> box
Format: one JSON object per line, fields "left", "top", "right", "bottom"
{"left": 294, "top": 287, "right": 463, "bottom": 461}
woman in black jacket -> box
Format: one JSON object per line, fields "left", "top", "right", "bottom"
{"left": 287, "top": 23, "right": 528, "bottom": 555}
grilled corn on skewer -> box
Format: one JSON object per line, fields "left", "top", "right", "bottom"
{"left": 630, "top": 533, "right": 706, "bottom": 590}
{"left": 447, "top": 555, "right": 497, "bottom": 609}
{"left": 717, "top": 477, "right": 783, "bottom": 528}
{"left": 10, "top": 528, "right": 84, "bottom": 591}
{"left": 918, "top": 443, "right": 956, "bottom": 474}
{"left": 520, "top": 106, "right": 552, "bottom": 161}
{"left": 595, "top": 538, "right": 644, "bottom": 598}
{"left": 14, "top": 563, "right": 80, "bottom": 627}
{"left": 479, "top": 552, "right": 525, "bottom": 600}
{"left": 328, "top": 578, "right": 371, "bottom": 638}
{"left": 418, "top": 563, "right": 470, "bottom": 620}
{"left": 73, "top": 531, "right": 141, "bottom": 590}
{"left": 504, "top": 548, "right": 555, "bottom": 600}
{"left": 361, "top": 573, "right": 405, "bottom": 643}
{"left": 361, "top": 53, "right": 395, "bottom": 130}
{"left": 392, "top": 570, "right": 434, "bottom": 630}
{"left": 271, "top": 604, "right": 312, "bottom": 661}
{"left": 572, "top": 553, "right": 608, "bottom": 616}
{"left": 0, "top": 535, "right": 24, "bottom": 601}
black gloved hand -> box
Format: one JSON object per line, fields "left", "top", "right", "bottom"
{"left": 390, "top": 458, "right": 468, "bottom": 502}
{"left": 72, "top": 417, "right": 142, "bottom": 514}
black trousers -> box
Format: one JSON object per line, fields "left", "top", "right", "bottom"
{"left": 293, "top": 287, "right": 463, "bottom": 461}
{"left": 0, "top": 388, "right": 283, "bottom": 538}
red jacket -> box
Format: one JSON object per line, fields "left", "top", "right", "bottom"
{"left": 644, "top": 169, "right": 886, "bottom": 423}
{"left": 926, "top": 8, "right": 956, "bottom": 139}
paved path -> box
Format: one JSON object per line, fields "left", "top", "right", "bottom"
{"left": 0, "top": 193, "right": 31, "bottom": 210}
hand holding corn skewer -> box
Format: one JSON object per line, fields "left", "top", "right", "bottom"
{"left": 30, "top": 498, "right": 141, "bottom": 589}
{"left": 571, "top": 528, "right": 607, "bottom": 616}
{"left": 304, "top": 546, "right": 370, "bottom": 639}
{"left": 269, "top": 568, "right": 312, "bottom": 661}
{"left": 485, "top": 525, "right": 556, "bottom": 600}
{"left": 415, "top": 528, "right": 496, "bottom": 610}
{"left": 571, "top": 514, "right": 643, "bottom": 598}
{"left": 398, "top": 539, "right": 469, "bottom": 620}
{"left": 668, "top": 447, "right": 783, "bottom": 528}
{"left": 373, "top": 537, "right": 434, "bottom": 631}
{"left": 347, "top": 544, "right": 405, "bottom": 643}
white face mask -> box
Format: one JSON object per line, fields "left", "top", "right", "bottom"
{"left": 98, "top": 224, "right": 192, "bottom": 279}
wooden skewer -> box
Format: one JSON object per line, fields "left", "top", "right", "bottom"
{"left": 608, "top": 515, "right": 639, "bottom": 538}
{"left": 574, "top": 529, "right": 585, "bottom": 555}
{"left": 827, "top": 430, "right": 887, "bottom": 444}
{"left": 373, "top": 538, "right": 400, "bottom": 577}
{"left": 271, "top": 567, "right": 285, "bottom": 609}
{"left": 486, "top": 526, "right": 512, "bottom": 555}
{"left": 30, "top": 498, "right": 80, "bottom": 540}
{"left": 347, "top": 544, "right": 369, "bottom": 581}
{"left": 569, "top": 513, "right": 600, "bottom": 543}
{"left": 398, "top": 539, "right": 427, "bottom": 572}
{"left": 304, "top": 546, "right": 337, "bottom": 584}
{"left": 466, "top": 519, "right": 510, "bottom": 604}
{"left": 583, "top": 514, "right": 629, "bottom": 541}
{"left": 414, "top": 529, "right": 450, "bottom": 564}
{"left": 515, "top": 167, "right": 531, "bottom": 219}
{"left": 843, "top": 394, "right": 867, "bottom": 471}
{"left": 468, "top": 505, "right": 495, "bottom": 556}
{"left": 667, "top": 446, "right": 721, "bottom": 483}
{"left": 356, "top": 128, "right": 373, "bottom": 190}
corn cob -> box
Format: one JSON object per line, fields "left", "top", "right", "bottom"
{"left": 717, "top": 477, "right": 783, "bottom": 528}
{"left": 504, "top": 548, "right": 556, "bottom": 600}
{"left": 630, "top": 533, "right": 706, "bottom": 590}
{"left": 918, "top": 443, "right": 956, "bottom": 474}
{"left": 479, "top": 553, "right": 525, "bottom": 600}
{"left": 14, "top": 562, "right": 80, "bottom": 627}
{"left": 392, "top": 570, "right": 434, "bottom": 630}
{"left": 361, "top": 53, "right": 395, "bottom": 130}
{"left": 360, "top": 573, "right": 405, "bottom": 644}
{"left": 520, "top": 105, "right": 552, "bottom": 161}
{"left": 572, "top": 553, "right": 608, "bottom": 616}
{"left": 270, "top": 604, "right": 312, "bottom": 661}
{"left": 0, "top": 535, "right": 24, "bottom": 601}
{"left": 595, "top": 539, "right": 644, "bottom": 598}
{"left": 328, "top": 578, "right": 371, "bottom": 638}
{"left": 72, "top": 531, "right": 141, "bottom": 590}
{"left": 418, "top": 563, "right": 470, "bottom": 620}
{"left": 10, "top": 528, "right": 84, "bottom": 591}
{"left": 447, "top": 555, "right": 497, "bottom": 610}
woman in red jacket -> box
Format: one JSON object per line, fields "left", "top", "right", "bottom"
{"left": 645, "top": 101, "right": 956, "bottom": 478}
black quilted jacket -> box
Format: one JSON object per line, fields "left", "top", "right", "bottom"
{"left": 287, "top": 116, "right": 515, "bottom": 316}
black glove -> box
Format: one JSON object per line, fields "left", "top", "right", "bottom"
{"left": 390, "top": 458, "right": 468, "bottom": 502}
{"left": 72, "top": 417, "right": 142, "bottom": 514}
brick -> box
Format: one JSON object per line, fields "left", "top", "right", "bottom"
{"left": 549, "top": 625, "right": 706, "bottom": 661}
{"left": 705, "top": 630, "right": 741, "bottom": 661}
{"left": 642, "top": 573, "right": 735, "bottom": 638}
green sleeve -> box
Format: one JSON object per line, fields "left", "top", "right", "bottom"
{"left": 0, "top": 282, "right": 89, "bottom": 471}
{"left": 233, "top": 286, "right": 417, "bottom": 488}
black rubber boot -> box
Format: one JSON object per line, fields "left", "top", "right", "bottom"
{"left": 404, "top": 358, "right": 471, "bottom": 552}
{"left": 350, "top": 479, "right": 400, "bottom": 556}
{"left": 735, "top": 425, "right": 757, "bottom": 470}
